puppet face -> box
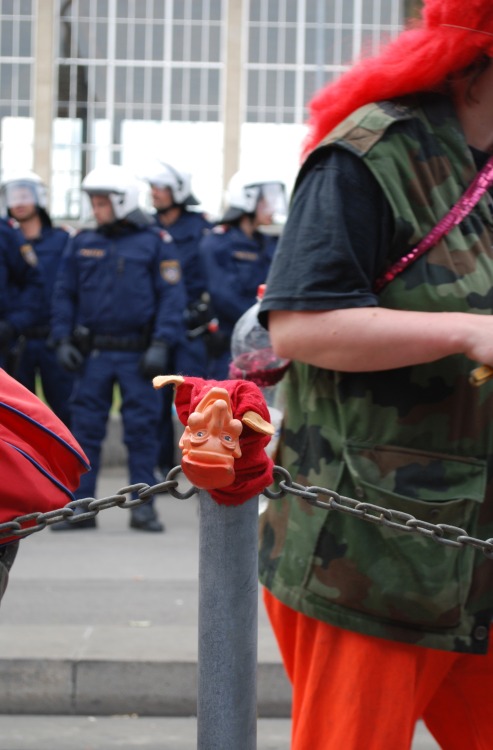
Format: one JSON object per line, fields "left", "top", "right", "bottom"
{"left": 179, "top": 387, "right": 243, "bottom": 489}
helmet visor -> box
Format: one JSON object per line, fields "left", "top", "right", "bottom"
{"left": 256, "top": 182, "right": 287, "bottom": 225}
{"left": 3, "top": 181, "right": 40, "bottom": 208}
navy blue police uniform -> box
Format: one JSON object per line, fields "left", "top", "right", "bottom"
{"left": 0, "top": 218, "right": 43, "bottom": 369}
{"left": 153, "top": 209, "right": 212, "bottom": 474}
{"left": 199, "top": 223, "right": 278, "bottom": 379}
{"left": 154, "top": 210, "right": 212, "bottom": 375}
{"left": 7, "top": 219, "right": 75, "bottom": 424}
{"left": 51, "top": 221, "right": 186, "bottom": 518}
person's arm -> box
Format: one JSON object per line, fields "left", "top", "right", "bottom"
{"left": 50, "top": 239, "right": 78, "bottom": 342}
{"left": 0, "top": 227, "right": 44, "bottom": 333}
{"left": 263, "top": 145, "right": 493, "bottom": 373}
{"left": 200, "top": 229, "right": 260, "bottom": 326}
{"left": 269, "top": 306, "right": 493, "bottom": 372}
{"left": 152, "top": 235, "right": 187, "bottom": 346}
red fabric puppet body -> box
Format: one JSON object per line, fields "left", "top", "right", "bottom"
{"left": 155, "top": 375, "right": 274, "bottom": 506}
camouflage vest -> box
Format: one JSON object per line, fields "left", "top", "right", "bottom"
{"left": 259, "top": 96, "right": 493, "bottom": 653}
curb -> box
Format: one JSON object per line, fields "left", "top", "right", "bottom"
{"left": 0, "top": 659, "right": 291, "bottom": 717}
{"left": 0, "top": 624, "right": 291, "bottom": 717}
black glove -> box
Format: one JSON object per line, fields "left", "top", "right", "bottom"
{"left": 56, "top": 339, "right": 84, "bottom": 372}
{"left": 203, "top": 329, "right": 231, "bottom": 358}
{"left": 139, "top": 340, "right": 169, "bottom": 379}
{"left": 184, "top": 295, "right": 213, "bottom": 337}
{"left": 0, "top": 320, "right": 15, "bottom": 349}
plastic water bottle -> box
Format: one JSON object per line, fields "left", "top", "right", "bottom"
{"left": 229, "top": 284, "right": 290, "bottom": 460}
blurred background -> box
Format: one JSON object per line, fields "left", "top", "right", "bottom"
{"left": 0, "top": 0, "right": 422, "bottom": 221}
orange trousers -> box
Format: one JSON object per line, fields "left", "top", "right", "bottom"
{"left": 263, "top": 588, "right": 493, "bottom": 750}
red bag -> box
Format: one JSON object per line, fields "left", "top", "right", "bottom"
{"left": 0, "top": 369, "right": 89, "bottom": 542}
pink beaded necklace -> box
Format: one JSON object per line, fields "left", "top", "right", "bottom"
{"left": 373, "top": 154, "right": 493, "bottom": 293}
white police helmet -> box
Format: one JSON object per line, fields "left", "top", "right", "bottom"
{"left": 221, "top": 171, "right": 288, "bottom": 225}
{"left": 0, "top": 170, "right": 48, "bottom": 215}
{"left": 81, "top": 164, "right": 141, "bottom": 220}
{"left": 147, "top": 162, "right": 199, "bottom": 206}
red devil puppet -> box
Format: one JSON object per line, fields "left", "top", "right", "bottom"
{"left": 153, "top": 375, "right": 275, "bottom": 506}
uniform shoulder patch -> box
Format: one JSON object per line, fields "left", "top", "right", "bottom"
{"left": 160, "top": 259, "right": 182, "bottom": 284}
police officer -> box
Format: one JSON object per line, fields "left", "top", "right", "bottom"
{"left": 0, "top": 171, "right": 75, "bottom": 424}
{"left": 0, "top": 218, "right": 43, "bottom": 371}
{"left": 199, "top": 172, "right": 288, "bottom": 379}
{"left": 51, "top": 165, "right": 186, "bottom": 532}
{"left": 146, "top": 162, "right": 213, "bottom": 476}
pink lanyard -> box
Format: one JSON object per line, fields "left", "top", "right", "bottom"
{"left": 373, "top": 154, "right": 493, "bottom": 293}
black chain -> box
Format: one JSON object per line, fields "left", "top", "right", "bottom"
{"left": 2, "top": 465, "right": 493, "bottom": 559}
{"left": 262, "top": 467, "right": 493, "bottom": 559}
{"left": 0, "top": 467, "right": 197, "bottom": 541}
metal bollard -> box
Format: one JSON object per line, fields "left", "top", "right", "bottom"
{"left": 197, "top": 489, "right": 259, "bottom": 750}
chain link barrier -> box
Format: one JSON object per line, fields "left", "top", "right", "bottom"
{"left": 2, "top": 465, "right": 493, "bottom": 558}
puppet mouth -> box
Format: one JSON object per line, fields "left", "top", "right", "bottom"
{"left": 182, "top": 451, "right": 236, "bottom": 489}
{"left": 186, "top": 449, "right": 235, "bottom": 467}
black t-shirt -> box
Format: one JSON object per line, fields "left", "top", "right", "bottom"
{"left": 259, "top": 147, "right": 394, "bottom": 327}
{"left": 259, "top": 144, "right": 491, "bottom": 327}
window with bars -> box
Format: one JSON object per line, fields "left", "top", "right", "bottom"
{"left": 245, "top": 0, "right": 404, "bottom": 124}
{"left": 56, "top": 0, "right": 224, "bottom": 126}
{"left": 0, "top": 0, "right": 35, "bottom": 120}
{"left": 0, "top": 0, "right": 408, "bottom": 217}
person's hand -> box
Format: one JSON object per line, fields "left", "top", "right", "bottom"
{"left": 140, "top": 340, "right": 169, "bottom": 379}
{"left": 204, "top": 329, "right": 230, "bottom": 358}
{"left": 184, "top": 295, "right": 213, "bottom": 336}
{"left": 56, "top": 340, "right": 84, "bottom": 372}
{"left": 0, "top": 320, "right": 15, "bottom": 348}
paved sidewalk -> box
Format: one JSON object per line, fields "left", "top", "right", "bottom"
{"left": 0, "top": 464, "right": 290, "bottom": 717}
{"left": 0, "top": 415, "right": 440, "bottom": 747}
{"left": 0, "top": 716, "right": 439, "bottom": 750}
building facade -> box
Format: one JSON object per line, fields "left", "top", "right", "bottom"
{"left": 0, "top": 0, "right": 406, "bottom": 219}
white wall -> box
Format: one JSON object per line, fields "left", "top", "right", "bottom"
{"left": 0, "top": 117, "right": 308, "bottom": 221}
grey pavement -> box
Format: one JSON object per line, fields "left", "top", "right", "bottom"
{"left": 0, "top": 417, "right": 440, "bottom": 748}
{"left": 0, "top": 716, "right": 439, "bottom": 749}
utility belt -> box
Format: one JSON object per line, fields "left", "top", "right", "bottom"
{"left": 92, "top": 334, "right": 149, "bottom": 352}
{"left": 71, "top": 325, "right": 150, "bottom": 353}
{"left": 23, "top": 325, "right": 50, "bottom": 340}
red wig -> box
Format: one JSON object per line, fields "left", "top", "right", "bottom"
{"left": 303, "top": 0, "right": 493, "bottom": 158}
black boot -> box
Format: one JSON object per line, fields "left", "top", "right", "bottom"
{"left": 130, "top": 502, "right": 164, "bottom": 532}
{"left": 51, "top": 506, "right": 97, "bottom": 531}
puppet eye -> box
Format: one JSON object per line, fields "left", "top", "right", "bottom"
{"left": 195, "top": 430, "right": 207, "bottom": 438}
{"left": 222, "top": 434, "right": 233, "bottom": 442}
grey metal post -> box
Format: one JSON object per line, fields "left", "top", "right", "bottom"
{"left": 197, "top": 489, "right": 258, "bottom": 750}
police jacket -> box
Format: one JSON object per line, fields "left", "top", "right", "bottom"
{"left": 51, "top": 222, "right": 186, "bottom": 345}
{"left": 0, "top": 219, "right": 43, "bottom": 333}
{"left": 154, "top": 210, "right": 211, "bottom": 306}
{"left": 8, "top": 220, "right": 71, "bottom": 330}
{"left": 199, "top": 224, "right": 277, "bottom": 337}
